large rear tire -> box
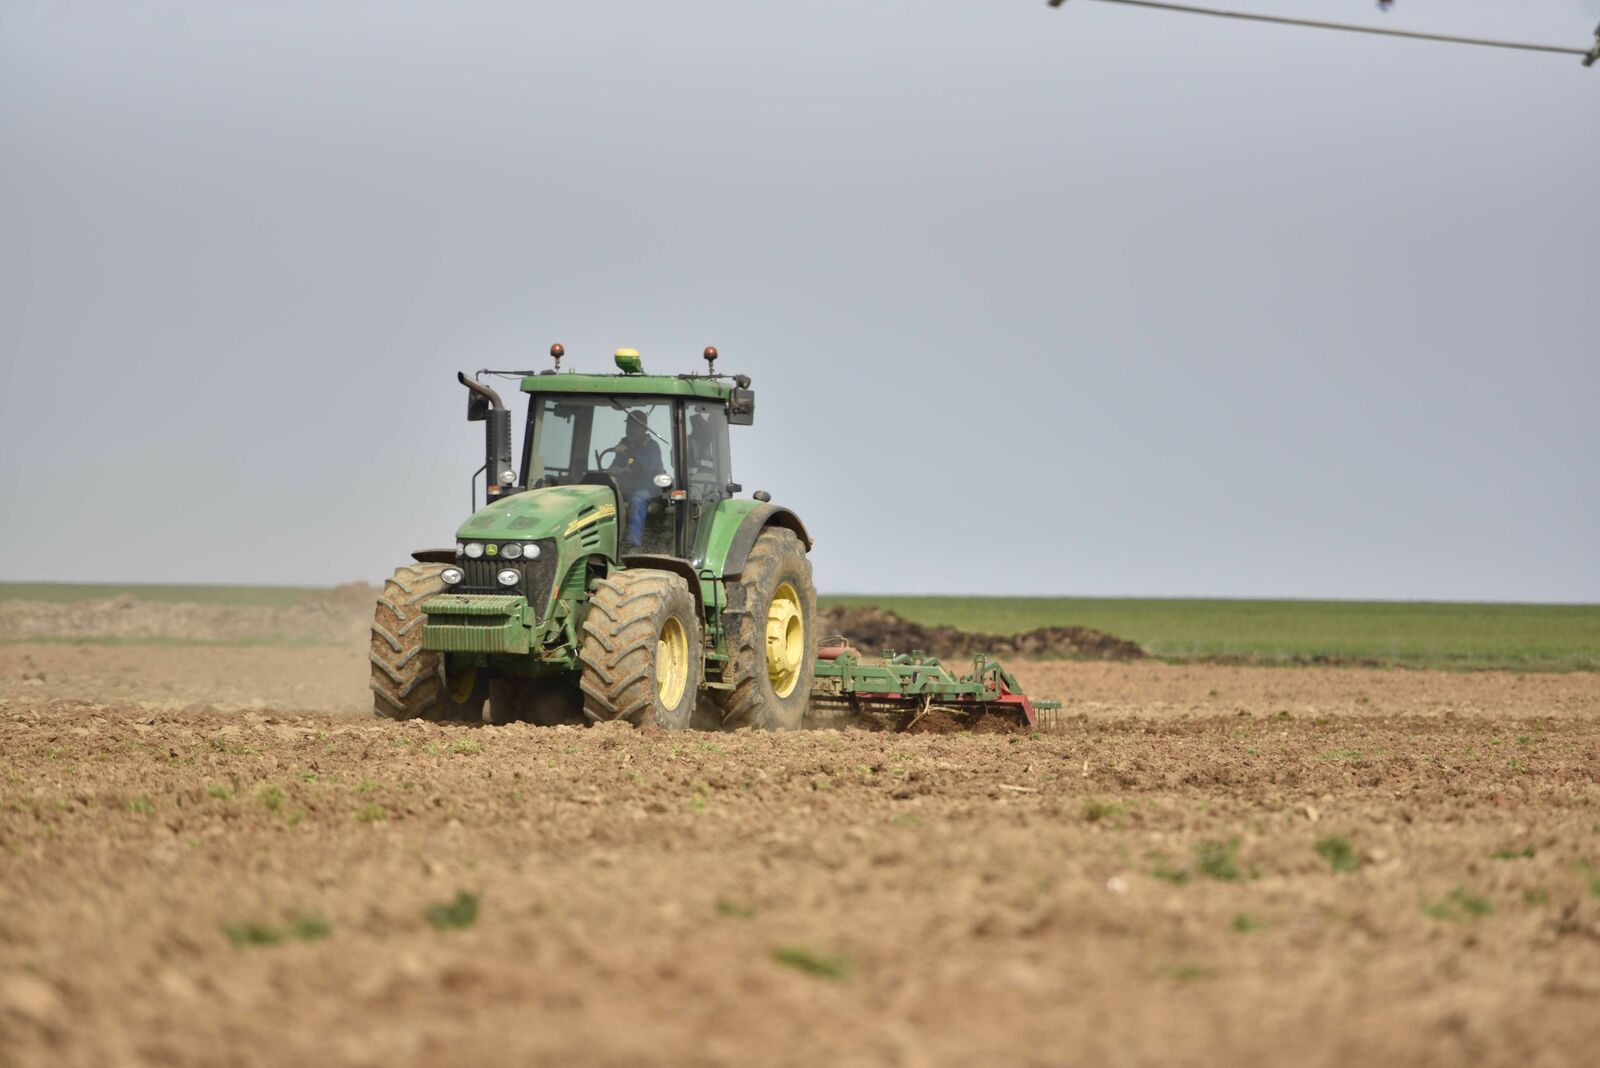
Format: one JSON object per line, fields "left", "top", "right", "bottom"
{"left": 709, "top": 527, "right": 815, "bottom": 730}
{"left": 370, "top": 563, "right": 484, "bottom": 721}
{"left": 578, "top": 570, "right": 702, "bottom": 729}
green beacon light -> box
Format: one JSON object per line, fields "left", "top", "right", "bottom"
{"left": 614, "top": 347, "right": 643, "bottom": 374}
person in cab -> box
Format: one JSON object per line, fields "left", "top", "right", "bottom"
{"left": 609, "top": 410, "right": 664, "bottom": 550}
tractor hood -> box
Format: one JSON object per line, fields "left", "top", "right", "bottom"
{"left": 455, "top": 484, "right": 616, "bottom": 542}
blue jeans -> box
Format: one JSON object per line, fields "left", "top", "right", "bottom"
{"left": 626, "top": 489, "right": 653, "bottom": 548}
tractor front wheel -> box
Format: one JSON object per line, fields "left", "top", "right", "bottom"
{"left": 578, "top": 570, "right": 703, "bottom": 729}
{"left": 709, "top": 527, "right": 816, "bottom": 731}
{"left": 370, "top": 563, "right": 484, "bottom": 721}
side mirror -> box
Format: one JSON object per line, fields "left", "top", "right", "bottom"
{"left": 728, "top": 387, "right": 755, "bottom": 426}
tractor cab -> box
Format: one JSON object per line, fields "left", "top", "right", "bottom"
{"left": 508, "top": 346, "right": 753, "bottom": 561}
{"left": 524, "top": 391, "right": 733, "bottom": 557}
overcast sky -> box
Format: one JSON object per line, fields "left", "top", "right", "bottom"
{"left": 1, "top": 1, "right": 1596, "bottom": 601}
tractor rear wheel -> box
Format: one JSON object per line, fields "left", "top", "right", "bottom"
{"left": 709, "top": 527, "right": 816, "bottom": 730}
{"left": 370, "top": 563, "right": 484, "bottom": 721}
{"left": 578, "top": 570, "right": 702, "bottom": 729}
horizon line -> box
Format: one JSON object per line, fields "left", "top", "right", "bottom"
{"left": 0, "top": 579, "right": 1594, "bottom": 610}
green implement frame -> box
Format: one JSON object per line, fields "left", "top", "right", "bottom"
{"left": 809, "top": 645, "right": 1061, "bottom": 730}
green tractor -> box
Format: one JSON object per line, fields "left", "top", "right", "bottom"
{"left": 371, "top": 345, "right": 815, "bottom": 731}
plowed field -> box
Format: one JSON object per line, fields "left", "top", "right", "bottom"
{"left": 3, "top": 645, "right": 1599, "bottom": 1067}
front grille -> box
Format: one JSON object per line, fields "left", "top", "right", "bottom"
{"left": 456, "top": 539, "right": 558, "bottom": 619}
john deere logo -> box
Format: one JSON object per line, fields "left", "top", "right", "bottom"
{"left": 485, "top": 544, "right": 498, "bottom": 557}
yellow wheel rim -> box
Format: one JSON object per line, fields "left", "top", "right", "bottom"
{"left": 657, "top": 616, "right": 689, "bottom": 709}
{"left": 447, "top": 665, "right": 478, "bottom": 706}
{"left": 765, "top": 582, "right": 805, "bottom": 698}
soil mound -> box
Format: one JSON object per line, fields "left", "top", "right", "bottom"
{"left": 815, "top": 605, "right": 1144, "bottom": 661}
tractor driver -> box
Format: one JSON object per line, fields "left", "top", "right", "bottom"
{"left": 609, "top": 411, "right": 665, "bottom": 550}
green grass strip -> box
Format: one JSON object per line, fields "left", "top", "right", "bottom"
{"left": 821, "top": 595, "right": 1600, "bottom": 672}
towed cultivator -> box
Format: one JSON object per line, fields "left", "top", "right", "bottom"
{"left": 809, "top": 641, "right": 1060, "bottom": 731}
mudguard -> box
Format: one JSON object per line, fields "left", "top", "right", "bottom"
{"left": 699, "top": 501, "right": 811, "bottom": 579}
{"left": 622, "top": 554, "right": 706, "bottom": 615}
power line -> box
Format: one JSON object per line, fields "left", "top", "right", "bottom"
{"left": 1047, "top": 0, "right": 1600, "bottom": 66}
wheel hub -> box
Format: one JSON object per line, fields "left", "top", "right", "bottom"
{"left": 657, "top": 616, "right": 689, "bottom": 708}
{"left": 765, "top": 582, "right": 804, "bottom": 698}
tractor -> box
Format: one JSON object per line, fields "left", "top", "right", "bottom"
{"left": 371, "top": 345, "right": 815, "bottom": 730}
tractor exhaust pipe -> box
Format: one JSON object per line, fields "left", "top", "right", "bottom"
{"left": 459, "top": 372, "right": 517, "bottom": 499}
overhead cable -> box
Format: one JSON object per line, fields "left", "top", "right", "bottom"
{"left": 1046, "top": 0, "right": 1600, "bottom": 66}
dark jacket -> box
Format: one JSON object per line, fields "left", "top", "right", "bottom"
{"left": 612, "top": 436, "right": 663, "bottom": 494}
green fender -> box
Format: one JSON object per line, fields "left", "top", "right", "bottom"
{"left": 695, "top": 500, "right": 812, "bottom": 579}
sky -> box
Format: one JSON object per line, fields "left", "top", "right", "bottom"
{"left": 1, "top": 0, "right": 1596, "bottom": 601}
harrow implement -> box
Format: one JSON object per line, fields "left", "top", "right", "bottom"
{"left": 807, "top": 640, "right": 1060, "bottom": 731}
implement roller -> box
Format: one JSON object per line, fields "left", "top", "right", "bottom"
{"left": 808, "top": 639, "right": 1060, "bottom": 731}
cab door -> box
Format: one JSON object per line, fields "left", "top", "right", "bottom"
{"left": 676, "top": 399, "right": 733, "bottom": 558}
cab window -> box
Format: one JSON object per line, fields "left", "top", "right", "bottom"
{"left": 529, "top": 396, "right": 675, "bottom": 486}
{"left": 684, "top": 402, "right": 731, "bottom": 504}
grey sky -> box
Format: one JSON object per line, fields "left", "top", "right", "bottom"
{"left": 1, "top": 1, "right": 1596, "bottom": 601}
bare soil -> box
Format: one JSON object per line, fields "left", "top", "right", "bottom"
{"left": 1, "top": 596, "right": 1144, "bottom": 663}
{"left": 0, "top": 586, "right": 379, "bottom": 646}
{"left": 2, "top": 645, "right": 1599, "bottom": 1067}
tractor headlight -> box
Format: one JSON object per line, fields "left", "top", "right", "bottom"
{"left": 496, "top": 568, "right": 520, "bottom": 587}
{"left": 463, "top": 542, "right": 485, "bottom": 559}
{"left": 500, "top": 542, "right": 522, "bottom": 560}
{"left": 440, "top": 567, "right": 463, "bottom": 586}
{"left": 522, "top": 542, "right": 541, "bottom": 559}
